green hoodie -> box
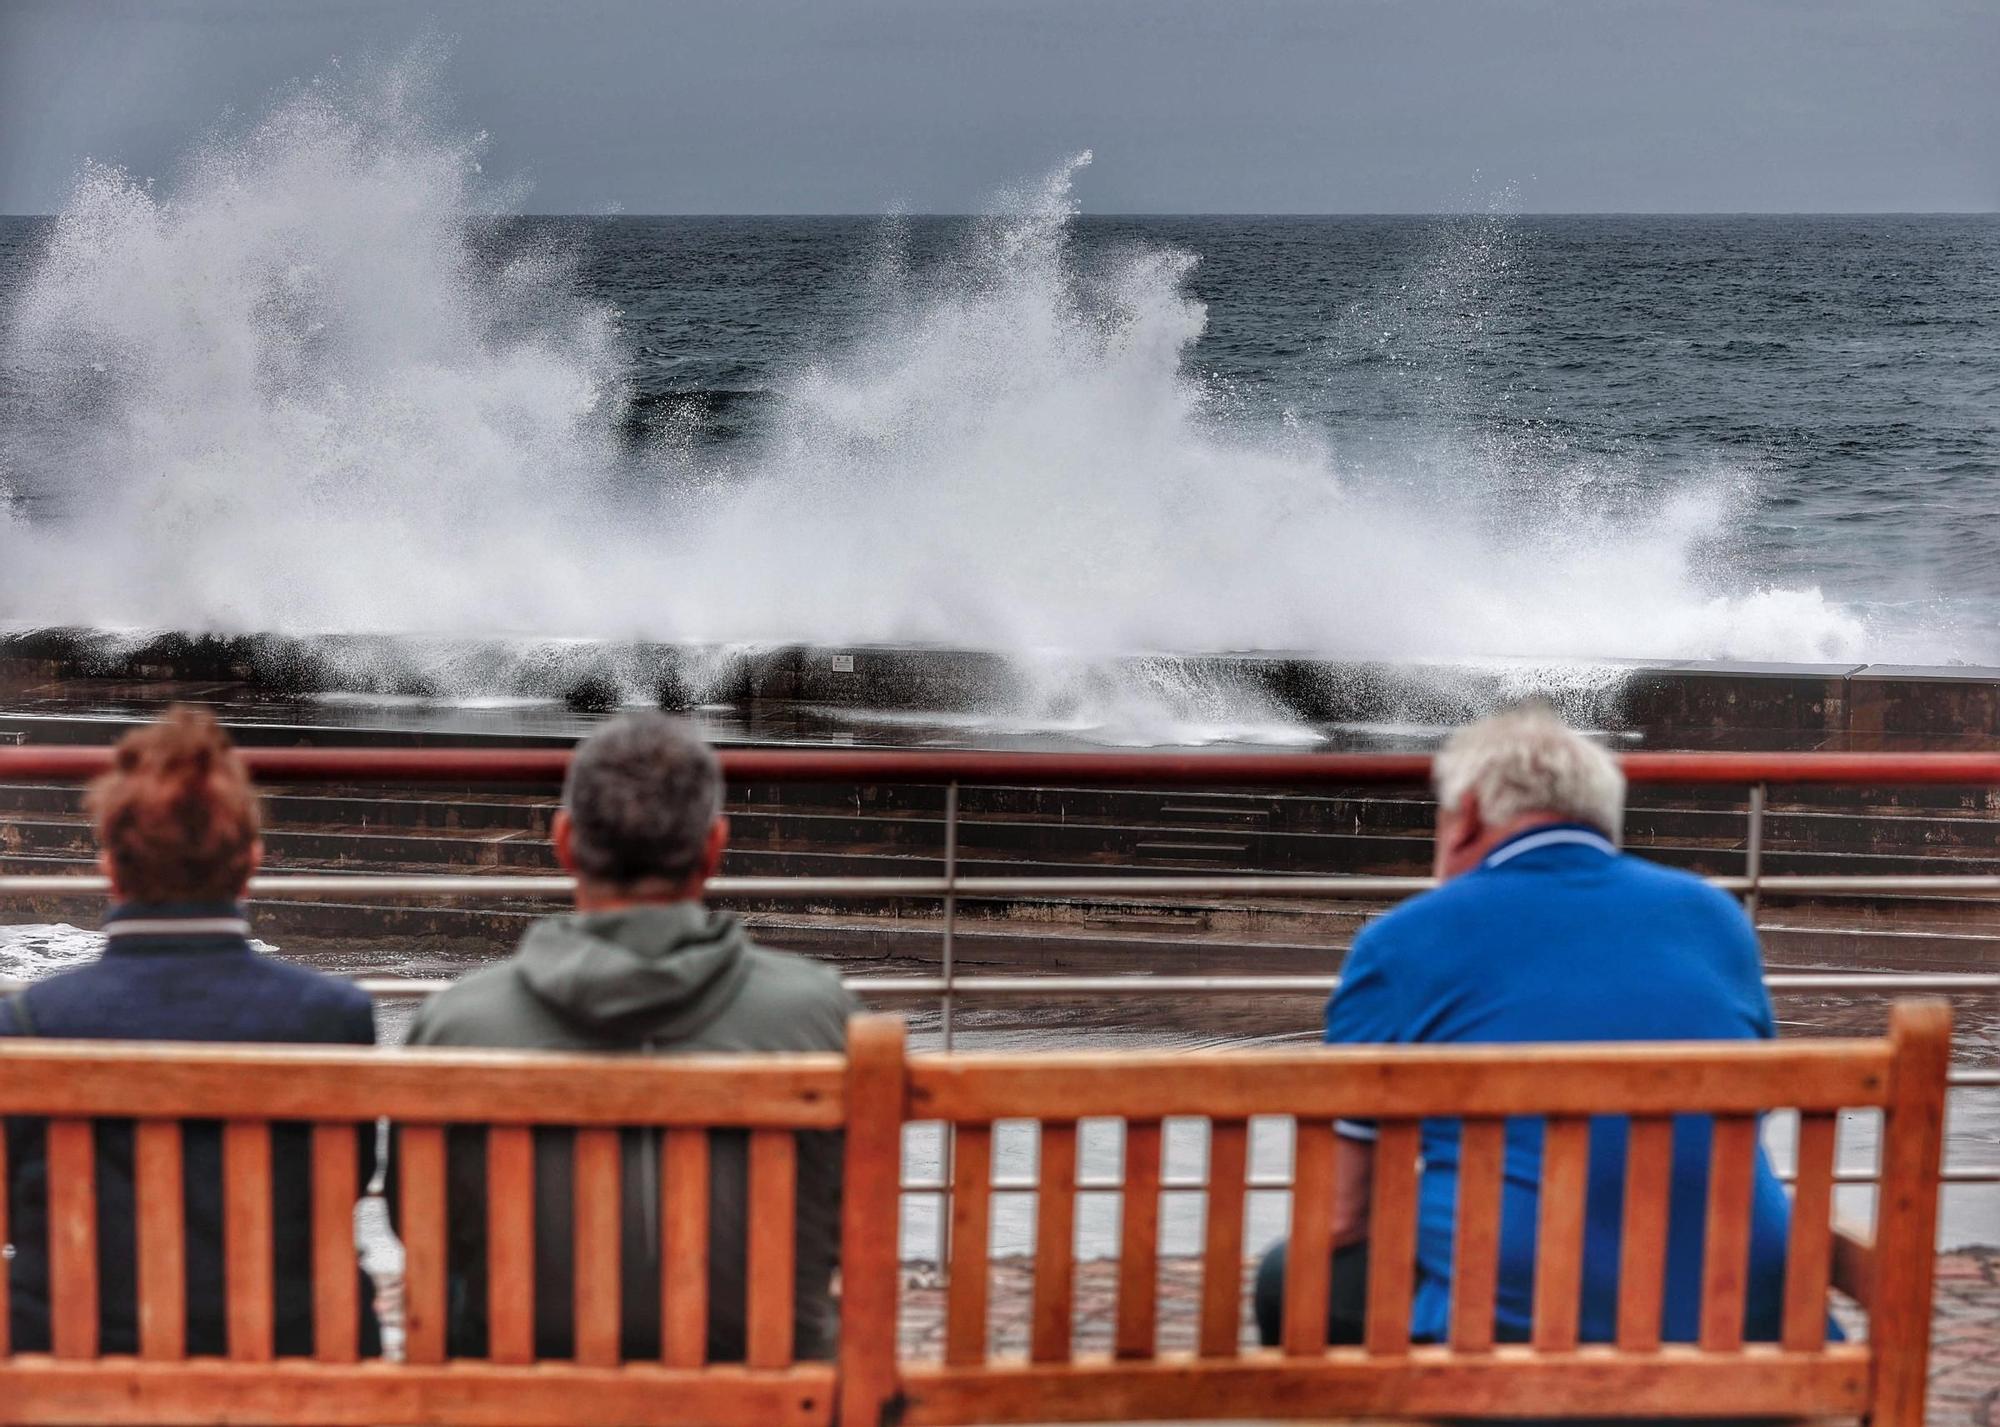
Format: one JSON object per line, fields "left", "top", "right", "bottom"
{"left": 403, "top": 903, "right": 856, "bottom": 1362}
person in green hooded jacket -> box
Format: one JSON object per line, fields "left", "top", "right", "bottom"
{"left": 401, "top": 711, "right": 856, "bottom": 1362}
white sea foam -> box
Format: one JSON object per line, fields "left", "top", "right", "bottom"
{"left": 0, "top": 55, "right": 1910, "bottom": 719}
{"left": 0, "top": 923, "right": 279, "bottom": 988}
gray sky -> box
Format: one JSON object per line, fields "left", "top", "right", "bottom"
{"left": 2, "top": 0, "right": 1996, "bottom": 215}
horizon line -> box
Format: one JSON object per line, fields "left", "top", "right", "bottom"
{"left": 3, "top": 209, "right": 1998, "bottom": 221}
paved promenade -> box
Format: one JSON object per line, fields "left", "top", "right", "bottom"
{"left": 1930, "top": 1248, "right": 2000, "bottom": 1427}
{"left": 897, "top": 1247, "right": 2000, "bottom": 1427}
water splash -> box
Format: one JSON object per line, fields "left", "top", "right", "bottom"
{"left": 0, "top": 55, "right": 1886, "bottom": 704}
{"left": 0, "top": 923, "right": 279, "bottom": 987}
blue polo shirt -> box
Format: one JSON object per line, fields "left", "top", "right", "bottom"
{"left": 1326, "top": 824, "right": 1797, "bottom": 1344}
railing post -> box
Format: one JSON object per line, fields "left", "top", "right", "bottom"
{"left": 936, "top": 780, "right": 962, "bottom": 1277}
{"left": 1745, "top": 782, "right": 1767, "bottom": 922}
{"left": 942, "top": 780, "right": 960, "bottom": 1052}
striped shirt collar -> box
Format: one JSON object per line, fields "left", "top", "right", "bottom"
{"left": 103, "top": 917, "right": 252, "bottom": 939}
{"left": 1481, "top": 822, "right": 1620, "bottom": 869}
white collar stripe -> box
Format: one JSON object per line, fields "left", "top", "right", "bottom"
{"left": 1484, "top": 829, "right": 1618, "bottom": 868}
{"left": 104, "top": 918, "right": 251, "bottom": 938}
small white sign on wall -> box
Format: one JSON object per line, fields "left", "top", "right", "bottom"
{"left": 832, "top": 654, "right": 855, "bottom": 673}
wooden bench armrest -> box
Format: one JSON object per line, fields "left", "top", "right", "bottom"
{"left": 1831, "top": 1221, "right": 1875, "bottom": 1308}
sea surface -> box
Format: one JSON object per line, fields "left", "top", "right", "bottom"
{"left": 2, "top": 193, "right": 1998, "bottom": 668}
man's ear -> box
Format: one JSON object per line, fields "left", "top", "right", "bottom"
{"left": 97, "top": 848, "right": 122, "bottom": 901}
{"left": 1447, "top": 791, "right": 1485, "bottom": 857}
{"left": 551, "top": 809, "right": 579, "bottom": 876}
{"left": 240, "top": 839, "right": 263, "bottom": 898}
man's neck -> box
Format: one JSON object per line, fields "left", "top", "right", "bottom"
{"left": 571, "top": 878, "right": 704, "bottom": 914}
{"left": 1448, "top": 812, "right": 1576, "bottom": 879}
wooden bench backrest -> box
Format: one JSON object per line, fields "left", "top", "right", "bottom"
{"left": 0, "top": 1002, "right": 1951, "bottom": 1427}
{"left": 0, "top": 1041, "right": 853, "bottom": 1427}
{"left": 878, "top": 1000, "right": 1951, "bottom": 1427}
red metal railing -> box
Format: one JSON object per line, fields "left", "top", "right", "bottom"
{"left": 0, "top": 741, "right": 1994, "bottom": 1195}
{"left": 8, "top": 745, "right": 2000, "bottom": 785}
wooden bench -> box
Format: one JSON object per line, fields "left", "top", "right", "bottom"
{"left": 0, "top": 1000, "right": 1950, "bottom": 1427}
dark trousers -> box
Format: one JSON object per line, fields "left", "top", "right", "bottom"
{"left": 1254, "top": 1239, "right": 1370, "bottom": 1347}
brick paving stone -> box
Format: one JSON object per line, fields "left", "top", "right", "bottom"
{"left": 900, "top": 1248, "right": 2000, "bottom": 1427}
{"left": 1929, "top": 1247, "right": 1998, "bottom": 1427}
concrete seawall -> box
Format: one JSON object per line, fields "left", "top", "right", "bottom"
{"left": 5, "top": 627, "right": 2000, "bottom": 750}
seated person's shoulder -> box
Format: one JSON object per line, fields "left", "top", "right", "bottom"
{"left": 400, "top": 961, "right": 524, "bottom": 1046}
{"left": 249, "top": 955, "right": 377, "bottom": 1039}
{"left": 739, "top": 942, "right": 855, "bottom": 1046}
{"left": 1618, "top": 851, "right": 1757, "bottom": 924}
{"left": 1360, "top": 868, "right": 1497, "bottom": 948}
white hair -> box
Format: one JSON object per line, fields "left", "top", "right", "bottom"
{"left": 1432, "top": 704, "right": 1626, "bottom": 842}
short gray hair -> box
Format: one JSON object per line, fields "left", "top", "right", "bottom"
{"left": 562, "top": 712, "right": 723, "bottom": 886}
{"left": 1432, "top": 704, "right": 1625, "bottom": 841}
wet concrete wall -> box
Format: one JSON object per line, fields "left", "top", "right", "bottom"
{"left": 4, "top": 628, "right": 2000, "bottom": 751}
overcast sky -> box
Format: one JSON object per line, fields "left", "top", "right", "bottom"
{"left": 2, "top": 0, "right": 1996, "bottom": 215}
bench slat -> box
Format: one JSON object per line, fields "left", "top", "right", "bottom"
{"left": 1530, "top": 1116, "right": 1590, "bottom": 1352}
{"left": 1114, "top": 1120, "right": 1162, "bottom": 1362}
{"left": 1449, "top": 1120, "right": 1505, "bottom": 1353}
{"left": 485, "top": 1126, "right": 535, "bottom": 1365}
{"left": 0, "top": 1360, "right": 839, "bottom": 1427}
{"left": 1199, "top": 1120, "right": 1249, "bottom": 1358}
{"left": 662, "top": 1129, "right": 710, "bottom": 1368}
{"left": 1782, "top": 1111, "right": 1838, "bottom": 1351}
{"left": 573, "top": 1128, "right": 622, "bottom": 1367}
{"left": 1616, "top": 1116, "right": 1674, "bottom": 1352}
{"left": 1699, "top": 1115, "right": 1758, "bottom": 1352}
{"left": 223, "top": 1122, "right": 274, "bottom": 1363}
{"left": 747, "top": 1129, "right": 798, "bottom": 1369}
{"left": 1031, "top": 1121, "right": 1078, "bottom": 1364}
{"left": 1281, "top": 1119, "right": 1335, "bottom": 1356}
{"left": 399, "top": 1125, "right": 448, "bottom": 1366}
{"left": 1363, "top": 1122, "right": 1419, "bottom": 1356}
{"left": 0, "top": 1045, "right": 846, "bottom": 1127}
{"left": 1869, "top": 999, "right": 1952, "bottom": 1427}
{"left": 48, "top": 1119, "right": 99, "bottom": 1359}
{"left": 135, "top": 1121, "right": 186, "bottom": 1362}
{"left": 892, "top": 1346, "right": 1873, "bottom": 1426}
{"left": 945, "top": 1125, "right": 993, "bottom": 1366}
{"left": 837, "top": 1017, "right": 909, "bottom": 1427}
{"left": 309, "top": 1125, "right": 359, "bottom": 1365}
{"left": 907, "top": 1042, "right": 1890, "bottom": 1122}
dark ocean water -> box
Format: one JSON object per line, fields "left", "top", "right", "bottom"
{"left": 2, "top": 205, "right": 1999, "bottom": 663}
{"left": 575, "top": 212, "right": 2000, "bottom": 631}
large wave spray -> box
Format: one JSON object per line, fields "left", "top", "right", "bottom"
{"left": 0, "top": 58, "right": 1880, "bottom": 674}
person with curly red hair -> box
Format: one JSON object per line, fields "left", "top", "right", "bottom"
{"left": 2, "top": 707, "right": 379, "bottom": 1357}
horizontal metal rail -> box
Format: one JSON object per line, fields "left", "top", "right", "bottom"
{"left": 13, "top": 744, "right": 2000, "bottom": 785}
{"left": 17, "top": 870, "right": 2000, "bottom": 899}
{"left": 353, "top": 972, "right": 2000, "bottom": 1000}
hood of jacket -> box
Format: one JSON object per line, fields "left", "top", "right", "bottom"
{"left": 515, "top": 901, "right": 753, "bottom": 1040}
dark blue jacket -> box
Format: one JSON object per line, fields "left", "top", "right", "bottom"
{"left": 1, "top": 903, "right": 380, "bottom": 1357}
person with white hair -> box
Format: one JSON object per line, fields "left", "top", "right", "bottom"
{"left": 1255, "top": 704, "right": 1805, "bottom": 1349}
